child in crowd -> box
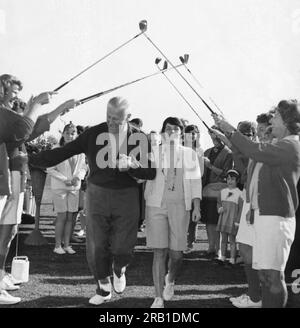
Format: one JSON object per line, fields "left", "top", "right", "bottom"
{"left": 47, "top": 122, "right": 87, "bottom": 255}
{"left": 216, "top": 169, "right": 243, "bottom": 266}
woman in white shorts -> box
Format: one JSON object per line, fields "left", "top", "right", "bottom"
{"left": 48, "top": 123, "right": 87, "bottom": 255}
{"left": 214, "top": 99, "right": 300, "bottom": 308}
{"left": 144, "top": 117, "right": 202, "bottom": 308}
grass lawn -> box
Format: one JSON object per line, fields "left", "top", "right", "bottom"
{"left": 2, "top": 181, "right": 300, "bottom": 308}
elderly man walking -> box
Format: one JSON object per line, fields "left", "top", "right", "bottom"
{"left": 30, "top": 96, "right": 156, "bottom": 305}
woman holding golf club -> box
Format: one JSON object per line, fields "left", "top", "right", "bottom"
{"left": 212, "top": 100, "right": 300, "bottom": 308}
{"left": 0, "top": 74, "right": 61, "bottom": 305}
{"left": 144, "top": 117, "right": 202, "bottom": 308}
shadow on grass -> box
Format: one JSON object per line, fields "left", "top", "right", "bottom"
{"left": 2, "top": 292, "right": 299, "bottom": 308}
{"left": 42, "top": 277, "right": 96, "bottom": 285}
{"left": 1, "top": 295, "right": 236, "bottom": 308}
{"left": 7, "top": 238, "right": 246, "bottom": 287}
{"left": 0, "top": 296, "right": 89, "bottom": 308}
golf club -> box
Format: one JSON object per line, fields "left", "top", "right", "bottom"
{"left": 140, "top": 20, "right": 216, "bottom": 115}
{"left": 53, "top": 21, "right": 148, "bottom": 92}
{"left": 78, "top": 61, "right": 184, "bottom": 105}
{"left": 156, "top": 59, "right": 211, "bottom": 131}
{"left": 179, "top": 54, "right": 225, "bottom": 116}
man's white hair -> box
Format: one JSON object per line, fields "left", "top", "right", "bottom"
{"left": 107, "top": 96, "right": 129, "bottom": 111}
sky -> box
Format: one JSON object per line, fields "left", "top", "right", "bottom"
{"left": 1, "top": 0, "right": 300, "bottom": 149}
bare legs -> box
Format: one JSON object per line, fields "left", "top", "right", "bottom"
{"left": 152, "top": 249, "right": 168, "bottom": 298}
{"left": 0, "top": 224, "right": 17, "bottom": 280}
{"left": 220, "top": 232, "right": 237, "bottom": 262}
{"left": 54, "top": 212, "right": 76, "bottom": 248}
{"left": 152, "top": 248, "right": 183, "bottom": 297}
{"left": 239, "top": 242, "right": 261, "bottom": 302}
{"left": 259, "top": 270, "right": 287, "bottom": 308}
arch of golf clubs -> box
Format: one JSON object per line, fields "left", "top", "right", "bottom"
{"left": 53, "top": 19, "right": 223, "bottom": 131}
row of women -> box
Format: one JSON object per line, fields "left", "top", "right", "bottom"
{"left": 0, "top": 74, "right": 79, "bottom": 305}
{"left": 139, "top": 106, "right": 300, "bottom": 309}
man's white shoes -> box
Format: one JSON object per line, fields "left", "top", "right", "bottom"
{"left": 163, "top": 274, "right": 175, "bottom": 301}
{"left": 89, "top": 268, "right": 126, "bottom": 306}
{"left": 0, "top": 290, "right": 21, "bottom": 305}
{"left": 89, "top": 280, "right": 112, "bottom": 305}
{"left": 113, "top": 270, "right": 126, "bottom": 294}
{"left": 89, "top": 292, "right": 112, "bottom": 305}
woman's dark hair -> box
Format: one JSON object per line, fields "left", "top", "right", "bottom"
{"left": 184, "top": 124, "right": 199, "bottom": 134}
{"left": 76, "top": 125, "right": 85, "bottom": 135}
{"left": 237, "top": 121, "right": 256, "bottom": 137}
{"left": 184, "top": 124, "right": 200, "bottom": 148}
{"left": 256, "top": 113, "right": 272, "bottom": 126}
{"left": 161, "top": 117, "right": 184, "bottom": 134}
{"left": 276, "top": 99, "right": 300, "bottom": 135}
{"left": 129, "top": 118, "right": 143, "bottom": 128}
{"left": 59, "top": 122, "right": 77, "bottom": 146}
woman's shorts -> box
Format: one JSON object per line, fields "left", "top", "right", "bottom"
{"left": 252, "top": 210, "right": 295, "bottom": 272}
{"left": 52, "top": 189, "right": 79, "bottom": 213}
{"left": 146, "top": 201, "right": 190, "bottom": 251}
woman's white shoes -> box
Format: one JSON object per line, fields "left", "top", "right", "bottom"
{"left": 151, "top": 297, "right": 164, "bottom": 308}
{"left": 63, "top": 246, "right": 76, "bottom": 254}
{"left": 53, "top": 246, "right": 76, "bottom": 255}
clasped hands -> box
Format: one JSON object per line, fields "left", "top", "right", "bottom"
{"left": 65, "top": 177, "right": 80, "bottom": 187}
{"left": 117, "top": 154, "right": 140, "bottom": 172}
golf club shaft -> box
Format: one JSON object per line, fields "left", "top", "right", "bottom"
{"left": 79, "top": 63, "right": 184, "bottom": 105}
{"left": 54, "top": 31, "right": 144, "bottom": 92}
{"left": 158, "top": 67, "right": 211, "bottom": 131}
{"left": 182, "top": 63, "right": 225, "bottom": 116}
{"left": 143, "top": 33, "right": 216, "bottom": 115}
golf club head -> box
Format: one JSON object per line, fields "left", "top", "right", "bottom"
{"left": 155, "top": 57, "right": 162, "bottom": 65}
{"left": 184, "top": 54, "right": 189, "bottom": 64}
{"left": 139, "top": 20, "right": 148, "bottom": 32}
{"left": 163, "top": 61, "right": 168, "bottom": 70}
{"left": 179, "top": 56, "right": 185, "bottom": 64}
